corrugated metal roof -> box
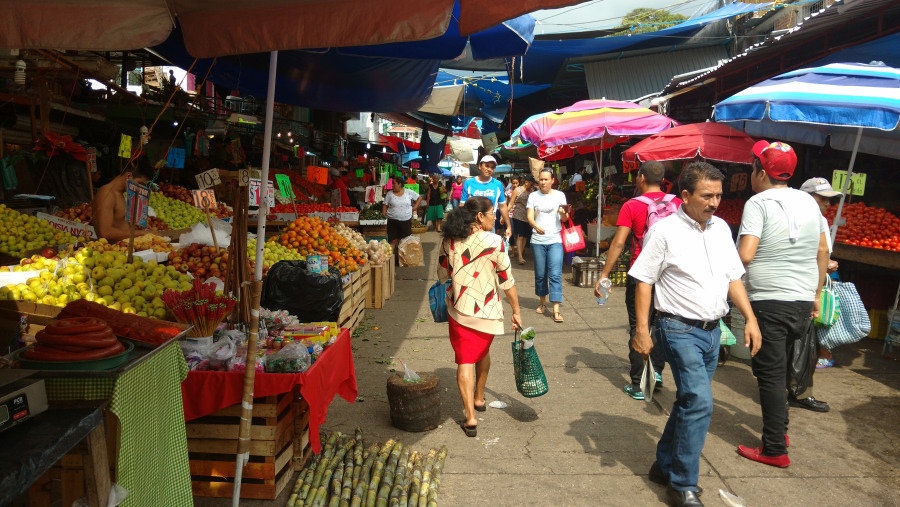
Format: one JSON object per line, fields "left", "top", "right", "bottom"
{"left": 662, "top": 0, "right": 900, "bottom": 94}
{"left": 584, "top": 46, "right": 728, "bottom": 102}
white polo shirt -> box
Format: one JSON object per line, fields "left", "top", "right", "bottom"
{"left": 629, "top": 207, "right": 745, "bottom": 322}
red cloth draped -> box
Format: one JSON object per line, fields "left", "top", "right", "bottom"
{"left": 181, "top": 329, "right": 357, "bottom": 453}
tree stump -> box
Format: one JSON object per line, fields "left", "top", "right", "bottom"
{"left": 385, "top": 371, "right": 441, "bottom": 432}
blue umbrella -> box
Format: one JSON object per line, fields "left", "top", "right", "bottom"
{"left": 714, "top": 61, "right": 900, "bottom": 242}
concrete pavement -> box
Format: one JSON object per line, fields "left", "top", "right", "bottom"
{"left": 205, "top": 230, "right": 900, "bottom": 506}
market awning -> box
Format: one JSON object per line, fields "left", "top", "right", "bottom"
{"left": 0, "top": 0, "right": 580, "bottom": 58}
{"left": 151, "top": 28, "right": 441, "bottom": 112}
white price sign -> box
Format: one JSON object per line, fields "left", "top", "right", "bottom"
{"left": 249, "top": 178, "right": 275, "bottom": 208}
{"left": 195, "top": 168, "right": 221, "bottom": 189}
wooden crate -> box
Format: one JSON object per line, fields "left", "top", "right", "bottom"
{"left": 366, "top": 256, "right": 395, "bottom": 309}
{"left": 187, "top": 389, "right": 309, "bottom": 500}
{"left": 338, "top": 265, "right": 368, "bottom": 333}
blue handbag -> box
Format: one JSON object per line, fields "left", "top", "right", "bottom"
{"left": 429, "top": 280, "right": 451, "bottom": 323}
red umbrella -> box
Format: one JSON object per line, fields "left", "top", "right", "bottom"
{"left": 622, "top": 122, "right": 756, "bottom": 171}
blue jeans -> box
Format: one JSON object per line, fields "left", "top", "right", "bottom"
{"left": 531, "top": 242, "right": 563, "bottom": 303}
{"left": 655, "top": 316, "right": 720, "bottom": 492}
{"left": 451, "top": 198, "right": 460, "bottom": 209}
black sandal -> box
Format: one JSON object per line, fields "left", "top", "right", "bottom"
{"left": 474, "top": 402, "right": 486, "bottom": 412}
{"left": 462, "top": 423, "right": 477, "bottom": 437}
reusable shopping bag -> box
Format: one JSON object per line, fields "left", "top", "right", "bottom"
{"left": 428, "top": 280, "right": 451, "bottom": 323}
{"left": 813, "top": 277, "right": 841, "bottom": 327}
{"left": 560, "top": 218, "right": 586, "bottom": 253}
{"left": 816, "top": 281, "right": 871, "bottom": 350}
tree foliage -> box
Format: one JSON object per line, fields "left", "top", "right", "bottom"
{"left": 613, "top": 8, "right": 688, "bottom": 35}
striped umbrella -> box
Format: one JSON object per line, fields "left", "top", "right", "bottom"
{"left": 714, "top": 61, "right": 900, "bottom": 241}
{"left": 518, "top": 99, "right": 678, "bottom": 159}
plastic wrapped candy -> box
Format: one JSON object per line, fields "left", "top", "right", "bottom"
{"left": 264, "top": 342, "right": 312, "bottom": 373}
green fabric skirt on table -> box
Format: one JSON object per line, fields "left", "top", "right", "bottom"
{"left": 426, "top": 204, "right": 445, "bottom": 221}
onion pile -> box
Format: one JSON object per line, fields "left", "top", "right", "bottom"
{"left": 365, "top": 240, "right": 393, "bottom": 266}
{"left": 333, "top": 223, "right": 369, "bottom": 259}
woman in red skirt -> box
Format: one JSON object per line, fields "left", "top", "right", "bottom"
{"left": 437, "top": 196, "right": 522, "bottom": 437}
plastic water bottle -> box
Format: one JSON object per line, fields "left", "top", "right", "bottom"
{"left": 596, "top": 278, "right": 612, "bottom": 306}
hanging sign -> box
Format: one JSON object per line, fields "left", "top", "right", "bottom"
{"left": 85, "top": 147, "right": 98, "bottom": 173}
{"left": 306, "top": 166, "right": 328, "bottom": 185}
{"left": 410, "top": 162, "right": 420, "bottom": 169}
{"left": 118, "top": 134, "right": 132, "bottom": 159}
{"left": 379, "top": 171, "right": 389, "bottom": 186}
{"left": 404, "top": 183, "right": 419, "bottom": 194}
{"left": 275, "top": 173, "right": 296, "bottom": 199}
{"left": 832, "top": 170, "right": 866, "bottom": 196}
{"left": 192, "top": 189, "right": 217, "bottom": 209}
{"left": 238, "top": 169, "right": 250, "bottom": 186}
{"left": 622, "top": 160, "right": 639, "bottom": 173}
{"left": 660, "top": 179, "right": 673, "bottom": 194}
{"left": 331, "top": 189, "right": 341, "bottom": 210}
{"left": 125, "top": 180, "right": 149, "bottom": 227}
{"left": 249, "top": 178, "right": 276, "bottom": 208}
{"left": 195, "top": 168, "right": 221, "bottom": 189}
{"left": 356, "top": 169, "right": 364, "bottom": 178}
{"left": 357, "top": 155, "right": 366, "bottom": 163}
{"left": 166, "top": 147, "right": 185, "bottom": 169}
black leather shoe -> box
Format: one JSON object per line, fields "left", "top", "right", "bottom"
{"left": 667, "top": 485, "right": 704, "bottom": 507}
{"left": 650, "top": 462, "right": 703, "bottom": 495}
{"left": 789, "top": 396, "right": 830, "bottom": 412}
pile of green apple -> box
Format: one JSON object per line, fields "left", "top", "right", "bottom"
{"left": 247, "top": 238, "right": 304, "bottom": 275}
{"left": 0, "top": 204, "right": 77, "bottom": 257}
{"left": 0, "top": 247, "right": 193, "bottom": 319}
{"left": 149, "top": 192, "right": 207, "bottom": 230}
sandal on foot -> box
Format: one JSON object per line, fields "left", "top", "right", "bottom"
{"left": 461, "top": 423, "right": 477, "bottom": 437}
{"left": 517, "top": 259, "right": 526, "bottom": 265}
{"left": 816, "top": 358, "right": 834, "bottom": 369}
{"left": 553, "top": 311, "right": 564, "bottom": 323}
{"left": 535, "top": 305, "right": 546, "bottom": 314}
{"left": 474, "top": 402, "right": 486, "bottom": 412}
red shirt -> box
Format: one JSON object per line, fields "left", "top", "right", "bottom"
{"left": 616, "top": 191, "right": 683, "bottom": 266}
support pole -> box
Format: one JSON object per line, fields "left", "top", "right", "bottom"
{"left": 233, "top": 50, "right": 278, "bottom": 506}
{"left": 830, "top": 126, "right": 862, "bottom": 245}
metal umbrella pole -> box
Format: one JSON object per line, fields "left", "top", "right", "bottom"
{"left": 233, "top": 49, "right": 278, "bottom": 506}
{"left": 829, "top": 126, "right": 863, "bottom": 245}
{"left": 594, "top": 150, "right": 602, "bottom": 257}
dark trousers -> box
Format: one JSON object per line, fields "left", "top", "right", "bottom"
{"left": 750, "top": 300, "right": 814, "bottom": 456}
{"left": 626, "top": 274, "right": 665, "bottom": 389}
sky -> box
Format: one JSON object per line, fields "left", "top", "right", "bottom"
{"left": 532, "top": 0, "right": 721, "bottom": 35}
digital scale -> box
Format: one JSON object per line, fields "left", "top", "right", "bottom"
{"left": 0, "top": 370, "right": 48, "bottom": 433}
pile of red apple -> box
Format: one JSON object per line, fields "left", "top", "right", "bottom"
{"left": 145, "top": 216, "right": 170, "bottom": 231}
{"left": 55, "top": 202, "right": 92, "bottom": 222}
{"left": 159, "top": 184, "right": 193, "bottom": 204}
{"left": 167, "top": 243, "right": 230, "bottom": 280}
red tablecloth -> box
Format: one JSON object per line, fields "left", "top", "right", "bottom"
{"left": 181, "top": 329, "right": 357, "bottom": 453}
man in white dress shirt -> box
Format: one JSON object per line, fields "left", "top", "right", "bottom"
{"left": 630, "top": 161, "right": 762, "bottom": 507}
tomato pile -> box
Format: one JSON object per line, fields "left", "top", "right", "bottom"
{"left": 270, "top": 216, "right": 366, "bottom": 275}
{"left": 825, "top": 202, "right": 900, "bottom": 251}
{"left": 714, "top": 199, "right": 745, "bottom": 225}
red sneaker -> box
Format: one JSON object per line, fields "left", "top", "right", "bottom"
{"left": 737, "top": 445, "right": 791, "bottom": 468}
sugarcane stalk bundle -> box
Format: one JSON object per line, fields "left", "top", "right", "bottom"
{"left": 286, "top": 429, "right": 449, "bottom": 507}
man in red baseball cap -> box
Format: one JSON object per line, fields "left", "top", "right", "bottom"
{"left": 735, "top": 140, "right": 830, "bottom": 468}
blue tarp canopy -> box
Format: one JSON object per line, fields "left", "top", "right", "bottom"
{"left": 318, "top": 3, "right": 535, "bottom": 61}
{"left": 512, "top": 1, "right": 768, "bottom": 84}
{"left": 433, "top": 70, "right": 550, "bottom": 127}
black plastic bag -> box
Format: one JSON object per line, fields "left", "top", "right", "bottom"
{"left": 261, "top": 260, "right": 343, "bottom": 322}
{"left": 788, "top": 322, "right": 817, "bottom": 398}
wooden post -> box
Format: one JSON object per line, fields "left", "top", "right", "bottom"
{"left": 205, "top": 207, "right": 220, "bottom": 251}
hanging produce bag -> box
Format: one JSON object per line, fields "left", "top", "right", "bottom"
{"left": 261, "top": 260, "right": 343, "bottom": 322}
{"left": 561, "top": 218, "right": 586, "bottom": 253}
{"left": 511, "top": 327, "right": 548, "bottom": 398}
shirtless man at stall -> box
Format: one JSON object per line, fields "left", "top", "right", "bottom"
{"left": 92, "top": 159, "right": 155, "bottom": 242}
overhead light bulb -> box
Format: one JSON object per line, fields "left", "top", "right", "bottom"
{"left": 14, "top": 59, "right": 26, "bottom": 85}
{"left": 287, "top": 131, "right": 292, "bottom": 137}
{"left": 382, "top": 147, "right": 386, "bottom": 153}
{"left": 277, "top": 132, "right": 282, "bottom": 138}
{"left": 172, "top": 121, "right": 179, "bottom": 127}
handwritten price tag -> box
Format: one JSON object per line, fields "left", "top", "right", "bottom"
{"left": 125, "top": 180, "right": 149, "bottom": 227}
{"left": 832, "top": 170, "right": 866, "bottom": 196}
{"left": 192, "top": 189, "right": 217, "bottom": 209}
{"left": 195, "top": 168, "right": 221, "bottom": 189}
{"left": 166, "top": 147, "right": 185, "bottom": 169}
{"left": 275, "top": 173, "right": 295, "bottom": 199}
{"left": 238, "top": 169, "right": 250, "bottom": 187}
{"left": 730, "top": 172, "right": 748, "bottom": 192}
{"left": 118, "top": 134, "right": 132, "bottom": 159}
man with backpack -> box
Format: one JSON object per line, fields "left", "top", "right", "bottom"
{"left": 595, "top": 161, "right": 682, "bottom": 400}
